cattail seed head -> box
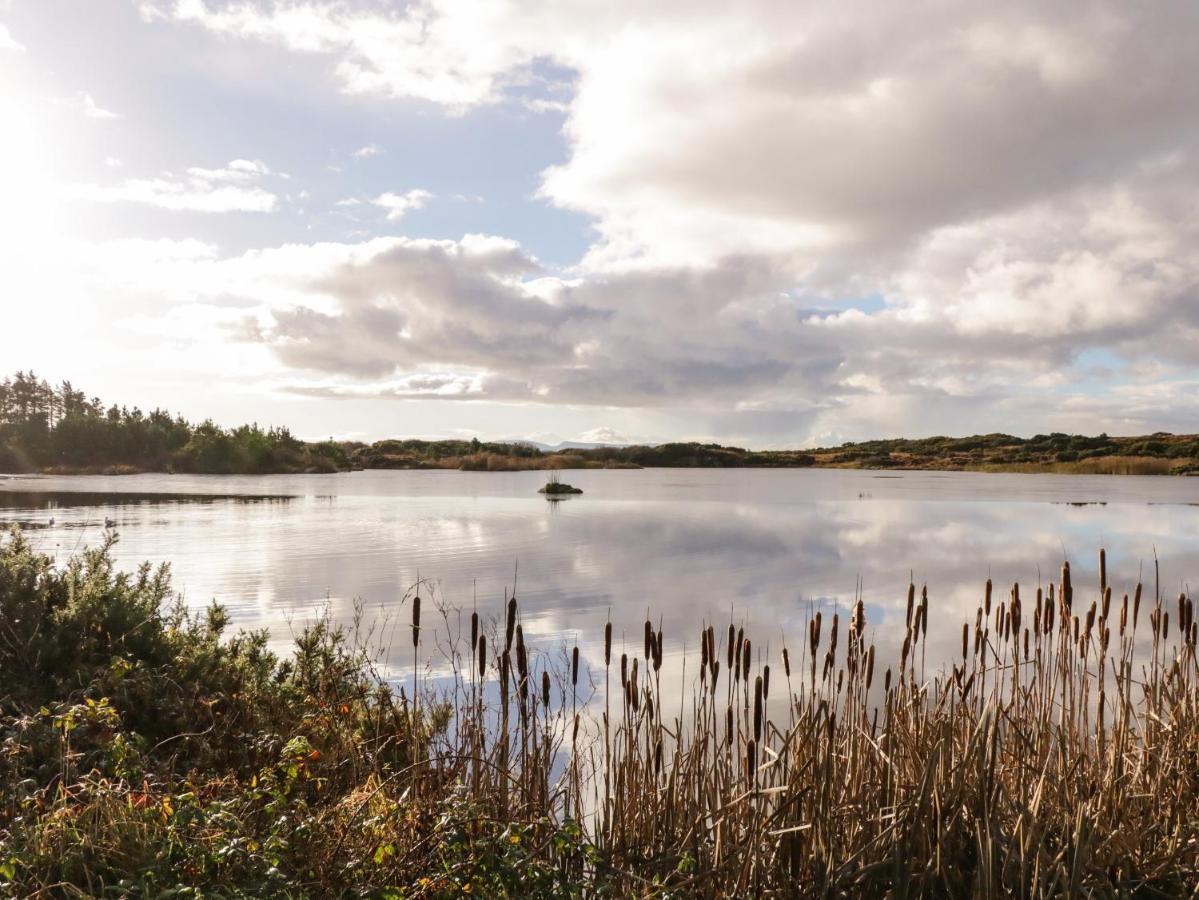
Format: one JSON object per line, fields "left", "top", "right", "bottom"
{"left": 763, "top": 664, "right": 771, "bottom": 700}
{"left": 412, "top": 595, "right": 421, "bottom": 647}
{"left": 542, "top": 670, "right": 551, "bottom": 707}
{"left": 782, "top": 647, "right": 791, "bottom": 678}
{"left": 604, "top": 622, "right": 612, "bottom": 666}
{"left": 478, "top": 634, "right": 487, "bottom": 678}
{"left": 742, "top": 639, "right": 752, "bottom": 682}
{"left": 506, "top": 597, "right": 517, "bottom": 650}
{"left": 727, "top": 624, "right": 736, "bottom": 669}
{"left": 572, "top": 645, "right": 579, "bottom": 686}
{"left": 470, "top": 610, "right": 478, "bottom": 652}
{"left": 753, "top": 676, "right": 763, "bottom": 742}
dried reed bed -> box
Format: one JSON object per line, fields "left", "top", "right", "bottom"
{"left": 411, "top": 550, "right": 1199, "bottom": 896}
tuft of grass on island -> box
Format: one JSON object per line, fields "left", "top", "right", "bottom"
{"left": 3, "top": 528, "right": 1198, "bottom": 895}
{"left": 5, "top": 371, "right": 1199, "bottom": 476}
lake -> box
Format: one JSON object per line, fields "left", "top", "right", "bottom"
{"left": 3, "top": 468, "right": 1198, "bottom": 686}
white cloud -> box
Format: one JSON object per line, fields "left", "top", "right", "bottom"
{"left": 0, "top": 23, "right": 23, "bottom": 51}
{"left": 55, "top": 92, "right": 122, "bottom": 120}
{"left": 66, "top": 158, "right": 279, "bottom": 213}
{"left": 352, "top": 143, "right": 382, "bottom": 159}
{"left": 32, "top": 2, "right": 1199, "bottom": 441}
{"left": 371, "top": 189, "right": 433, "bottom": 221}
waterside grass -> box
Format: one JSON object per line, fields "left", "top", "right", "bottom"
{"left": 1, "top": 529, "right": 1197, "bottom": 897}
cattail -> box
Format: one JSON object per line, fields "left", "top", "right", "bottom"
{"left": 852, "top": 598, "right": 865, "bottom": 639}
{"left": 477, "top": 634, "right": 487, "bottom": 678}
{"left": 782, "top": 647, "right": 791, "bottom": 678}
{"left": 644, "top": 620, "right": 653, "bottom": 660}
{"left": 653, "top": 630, "right": 663, "bottom": 672}
{"left": 1062, "top": 562, "right": 1073, "bottom": 615}
{"left": 620, "top": 652, "right": 628, "bottom": 689}
{"left": 726, "top": 706, "right": 734, "bottom": 744}
{"left": 1163, "top": 611, "right": 1169, "bottom": 640}
{"left": 712, "top": 660, "right": 720, "bottom": 690}
{"left": 1023, "top": 627, "right": 1029, "bottom": 660}
{"left": 727, "top": 624, "right": 735, "bottom": 669}
{"left": 962, "top": 622, "right": 969, "bottom": 660}
{"left": 920, "top": 587, "right": 928, "bottom": 638}
{"left": 506, "top": 597, "right": 517, "bottom": 651}
{"left": 542, "top": 670, "right": 551, "bottom": 707}
{"left": 1103, "top": 586, "right": 1112, "bottom": 621}
{"left": 747, "top": 739, "right": 757, "bottom": 782}
{"left": 501, "top": 650, "right": 511, "bottom": 691}
{"left": 470, "top": 610, "right": 478, "bottom": 652}
{"left": 412, "top": 594, "right": 421, "bottom": 647}
{"left": 701, "top": 629, "right": 710, "bottom": 670}
{"left": 763, "top": 664, "right": 771, "bottom": 700}
{"left": 734, "top": 632, "right": 743, "bottom": 682}
{"left": 572, "top": 645, "right": 579, "bottom": 686}
{"left": 654, "top": 740, "right": 663, "bottom": 777}
{"left": 984, "top": 578, "right": 992, "bottom": 616}
{"left": 743, "top": 639, "right": 752, "bottom": 682}
{"left": 906, "top": 583, "right": 916, "bottom": 627}
{"left": 1134, "top": 583, "right": 1142, "bottom": 628}
{"left": 753, "top": 676, "right": 763, "bottom": 741}
{"left": 604, "top": 622, "right": 612, "bottom": 666}
{"left": 1099, "top": 549, "right": 1107, "bottom": 596}
{"left": 516, "top": 625, "right": 527, "bottom": 678}
{"left": 865, "top": 644, "right": 875, "bottom": 691}
{"left": 884, "top": 668, "right": 892, "bottom": 695}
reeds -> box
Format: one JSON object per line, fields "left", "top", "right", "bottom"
{"left": 385, "top": 549, "right": 1199, "bottom": 895}
{"left": 5, "top": 539, "right": 1197, "bottom": 896}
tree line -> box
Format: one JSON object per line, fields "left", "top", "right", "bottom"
{"left": 0, "top": 371, "right": 348, "bottom": 475}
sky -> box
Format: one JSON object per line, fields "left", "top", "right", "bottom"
{"left": 1, "top": 1, "right": 1198, "bottom": 447}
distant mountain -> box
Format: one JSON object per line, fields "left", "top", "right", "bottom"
{"left": 509, "top": 439, "right": 640, "bottom": 452}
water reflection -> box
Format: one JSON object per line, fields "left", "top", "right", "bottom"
{"left": 2, "top": 470, "right": 1197, "bottom": 696}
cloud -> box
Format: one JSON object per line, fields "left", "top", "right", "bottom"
{"left": 352, "top": 143, "right": 382, "bottom": 159}
{"left": 65, "top": 2, "right": 1199, "bottom": 441}
{"left": 55, "top": 92, "right": 122, "bottom": 120}
{"left": 66, "top": 158, "right": 279, "bottom": 213}
{"left": 371, "top": 189, "right": 433, "bottom": 221}
{"left": 0, "top": 24, "right": 23, "bottom": 51}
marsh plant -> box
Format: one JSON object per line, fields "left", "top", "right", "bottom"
{"left": 0, "top": 528, "right": 1196, "bottom": 896}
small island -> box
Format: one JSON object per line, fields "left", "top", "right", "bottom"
{"left": 538, "top": 472, "right": 583, "bottom": 495}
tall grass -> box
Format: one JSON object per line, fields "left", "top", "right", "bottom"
{"left": 1, "top": 530, "right": 1197, "bottom": 896}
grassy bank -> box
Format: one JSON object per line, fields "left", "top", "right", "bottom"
{"left": 2, "top": 530, "right": 1197, "bottom": 896}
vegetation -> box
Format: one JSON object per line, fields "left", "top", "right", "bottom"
{"left": 538, "top": 472, "right": 583, "bottom": 495}
{"left": 6, "top": 371, "right": 1199, "bottom": 476}
{"left": 805, "top": 431, "right": 1199, "bottom": 474}
{"left": 2, "top": 530, "right": 1197, "bottom": 896}
{"left": 0, "top": 371, "right": 349, "bottom": 475}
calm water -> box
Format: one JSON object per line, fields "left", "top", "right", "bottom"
{"left": 3, "top": 468, "right": 1198, "bottom": 683}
